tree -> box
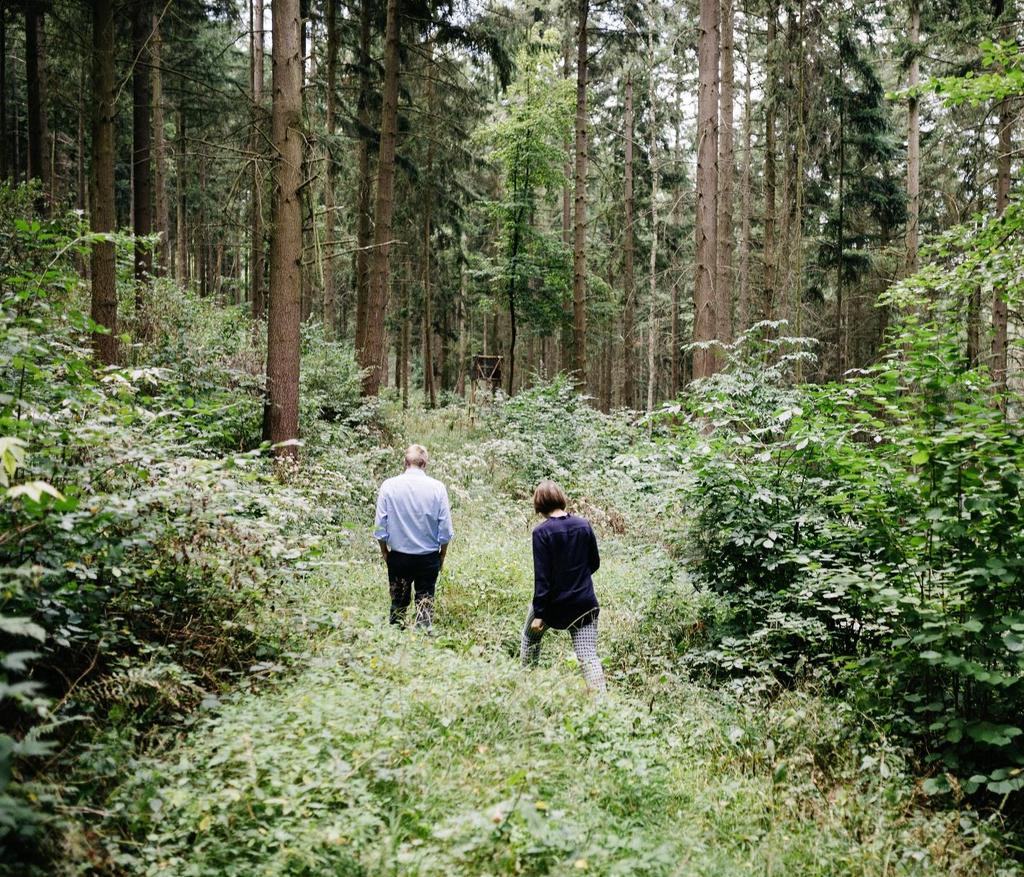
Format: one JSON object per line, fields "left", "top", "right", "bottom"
{"left": 133, "top": 0, "right": 154, "bottom": 302}
{"left": 90, "top": 0, "right": 117, "bottom": 366}
{"left": 693, "top": 0, "right": 719, "bottom": 380}
{"left": 716, "top": 0, "right": 735, "bottom": 349}
{"left": 622, "top": 66, "right": 636, "bottom": 407}
{"left": 250, "top": 0, "right": 266, "bottom": 320}
{"left": 263, "top": 0, "right": 303, "bottom": 454}
{"left": 353, "top": 0, "right": 374, "bottom": 357}
{"left": 480, "top": 26, "right": 574, "bottom": 397}
{"left": 359, "top": 0, "right": 400, "bottom": 396}
{"left": 322, "top": 0, "right": 338, "bottom": 337}
{"left": 572, "top": 0, "right": 590, "bottom": 386}
{"left": 905, "top": 0, "right": 920, "bottom": 274}
{"left": 991, "top": 0, "right": 1014, "bottom": 392}
{"left": 25, "top": 0, "right": 49, "bottom": 204}
{"left": 151, "top": 11, "right": 169, "bottom": 273}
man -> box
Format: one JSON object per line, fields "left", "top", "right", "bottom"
{"left": 374, "top": 444, "right": 453, "bottom": 630}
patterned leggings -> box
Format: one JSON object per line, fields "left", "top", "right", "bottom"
{"left": 520, "top": 606, "right": 607, "bottom": 692}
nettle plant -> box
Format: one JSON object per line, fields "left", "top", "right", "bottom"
{"left": 673, "top": 204, "right": 1024, "bottom": 794}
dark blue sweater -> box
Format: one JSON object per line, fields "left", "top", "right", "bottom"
{"left": 531, "top": 514, "right": 600, "bottom": 630}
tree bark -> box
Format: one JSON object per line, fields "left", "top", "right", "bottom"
{"left": 572, "top": 0, "right": 590, "bottom": 386}
{"left": 263, "top": 0, "right": 303, "bottom": 454}
{"left": 693, "top": 0, "right": 720, "bottom": 380}
{"left": 905, "top": 0, "right": 920, "bottom": 275}
{"left": 175, "top": 107, "right": 189, "bottom": 283}
{"left": 716, "top": 0, "right": 734, "bottom": 349}
{"left": 1, "top": 5, "right": 7, "bottom": 182}
{"left": 560, "top": 24, "right": 573, "bottom": 376}
{"left": 133, "top": 1, "right": 153, "bottom": 300}
{"left": 622, "top": 70, "right": 636, "bottom": 408}
{"left": 323, "top": 0, "right": 338, "bottom": 337}
{"left": 836, "top": 47, "right": 847, "bottom": 377}
{"left": 647, "top": 72, "right": 659, "bottom": 411}
{"left": 90, "top": 0, "right": 118, "bottom": 365}
{"left": 152, "top": 13, "right": 169, "bottom": 274}
{"left": 457, "top": 263, "right": 467, "bottom": 396}
{"left": 250, "top": 0, "right": 266, "bottom": 319}
{"left": 762, "top": 2, "right": 778, "bottom": 321}
{"left": 671, "top": 84, "right": 682, "bottom": 395}
{"left": 738, "top": 37, "right": 752, "bottom": 333}
{"left": 354, "top": 0, "right": 374, "bottom": 354}
{"left": 359, "top": 0, "right": 400, "bottom": 395}
{"left": 991, "top": 0, "right": 1013, "bottom": 391}
{"left": 25, "top": 1, "right": 49, "bottom": 203}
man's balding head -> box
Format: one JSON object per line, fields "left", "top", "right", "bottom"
{"left": 404, "top": 444, "right": 429, "bottom": 469}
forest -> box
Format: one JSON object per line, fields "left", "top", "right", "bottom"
{"left": 1, "top": 0, "right": 1023, "bottom": 873}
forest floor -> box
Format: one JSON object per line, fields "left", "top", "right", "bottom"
{"left": 99, "top": 407, "right": 1020, "bottom": 877}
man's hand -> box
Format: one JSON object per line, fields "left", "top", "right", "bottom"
{"left": 439, "top": 542, "right": 449, "bottom": 571}
{"left": 530, "top": 618, "right": 545, "bottom": 634}
{"left": 378, "top": 539, "right": 390, "bottom": 562}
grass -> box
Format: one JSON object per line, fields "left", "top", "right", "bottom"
{"left": 95, "top": 405, "right": 1022, "bottom": 877}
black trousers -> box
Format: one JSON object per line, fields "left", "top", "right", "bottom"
{"left": 387, "top": 550, "right": 441, "bottom": 627}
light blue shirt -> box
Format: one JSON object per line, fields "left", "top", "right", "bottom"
{"left": 374, "top": 467, "right": 454, "bottom": 555}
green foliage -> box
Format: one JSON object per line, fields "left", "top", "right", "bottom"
{"left": 476, "top": 26, "right": 575, "bottom": 338}
{"left": 672, "top": 215, "right": 1024, "bottom": 792}
{"left": 925, "top": 40, "right": 1024, "bottom": 105}
{"left": 0, "top": 190, "right": 319, "bottom": 868}
{"left": 479, "top": 377, "right": 678, "bottom": 532}
{"left": 299, "top": 324, "right": 366, "bottom": 440}
{"left": 93, "top": 409, "right": 1019, "bottom": 876}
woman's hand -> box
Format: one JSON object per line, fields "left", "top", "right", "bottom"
{"left": 530, "top": 618, "right": 545, "bottom": 633}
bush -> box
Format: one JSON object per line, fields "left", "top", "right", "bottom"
{"left": 673, "top": 306, "right": 1024, "bottom": 796}
{"left": 480, "top": 376, "right": 678, "bottom": 532}
{"left": 0, "top": 190, "right": 318, "bottom": 869}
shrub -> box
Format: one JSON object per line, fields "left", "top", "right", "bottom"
{"left": 673, "top": 304, "right": 1024, "bottom": 795}
{"left": 0, "top": 190, "right": 317, "bottom": 868}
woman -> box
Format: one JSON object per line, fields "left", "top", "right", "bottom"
{"left": 521, "top": 480, "right": 606, "bottom": 691}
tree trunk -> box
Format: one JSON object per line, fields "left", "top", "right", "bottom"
{"left": 836, "top": 49, "right": 847, "bottom": 378}
{"left": 354, "top": 0, "right": 374, "bottom": 354}
{"left": 263, "top": 0, "right": 303, "bottom": 454}
{"left": 560, "top": 25, "right": 573, "bottom": 375}
{"left": 991, "top": 0, "right": 1013, "bottom": 392}
{"left": 571, "top": 0, "right": 590, "bottom": 386}
{"left": 175, "top": 107, "right": 189, "bottom": 284}
{"left": 152, "top": 13, "right": 169, "bottom": 274}
{"left": 762, "top": 2, "right": 778, "bottom": 321}
{"left": 456, "top": 268, "right": 467, "bottom": 396}
{"left": 423, "top": 40, "right": 437, "bottom": 405}
{"left": 25, "top": 1, "right": 49, "bottom": 203}
{"left": 693, "top": 0, "right": 720, "bottom": 380}
{"left": 323, "top": 0, "right": 338, "bottom": 337}
{"left": 77, "top": 56, "right": 86, "bottom": 210}
{"left": 0, "top": 5, "right": 7, "bottom": 182}
{"left": 738, "top": 37, "right": 752, "bottom": 333}
{"left": 402, "top": 256, "right": 411, "bottom": 407}
{"left": 622, "top": 70, "right": 636, "bottom": 408}
{"left": 250, "top": 0, "right": 266, "bottom": 319}
{"left": 716, "top": 0, "right": 734, "bottom": 349}
{"left": 671, "top": 84, "right": 682, "bottom": 395}
{"left": 90, "top": 0, "right": 118, "bottom": 365}
{"left": 905, "top": 0, "right": 920, "bottom": 275}
{"left": 647, "top": 74, "right": 659, "bottom": 411}
{"left": 359, "top": 0, "right": 400, "bottom": 395}
{"left": 133, "top": 1, "right": 153, "bottom": 302}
